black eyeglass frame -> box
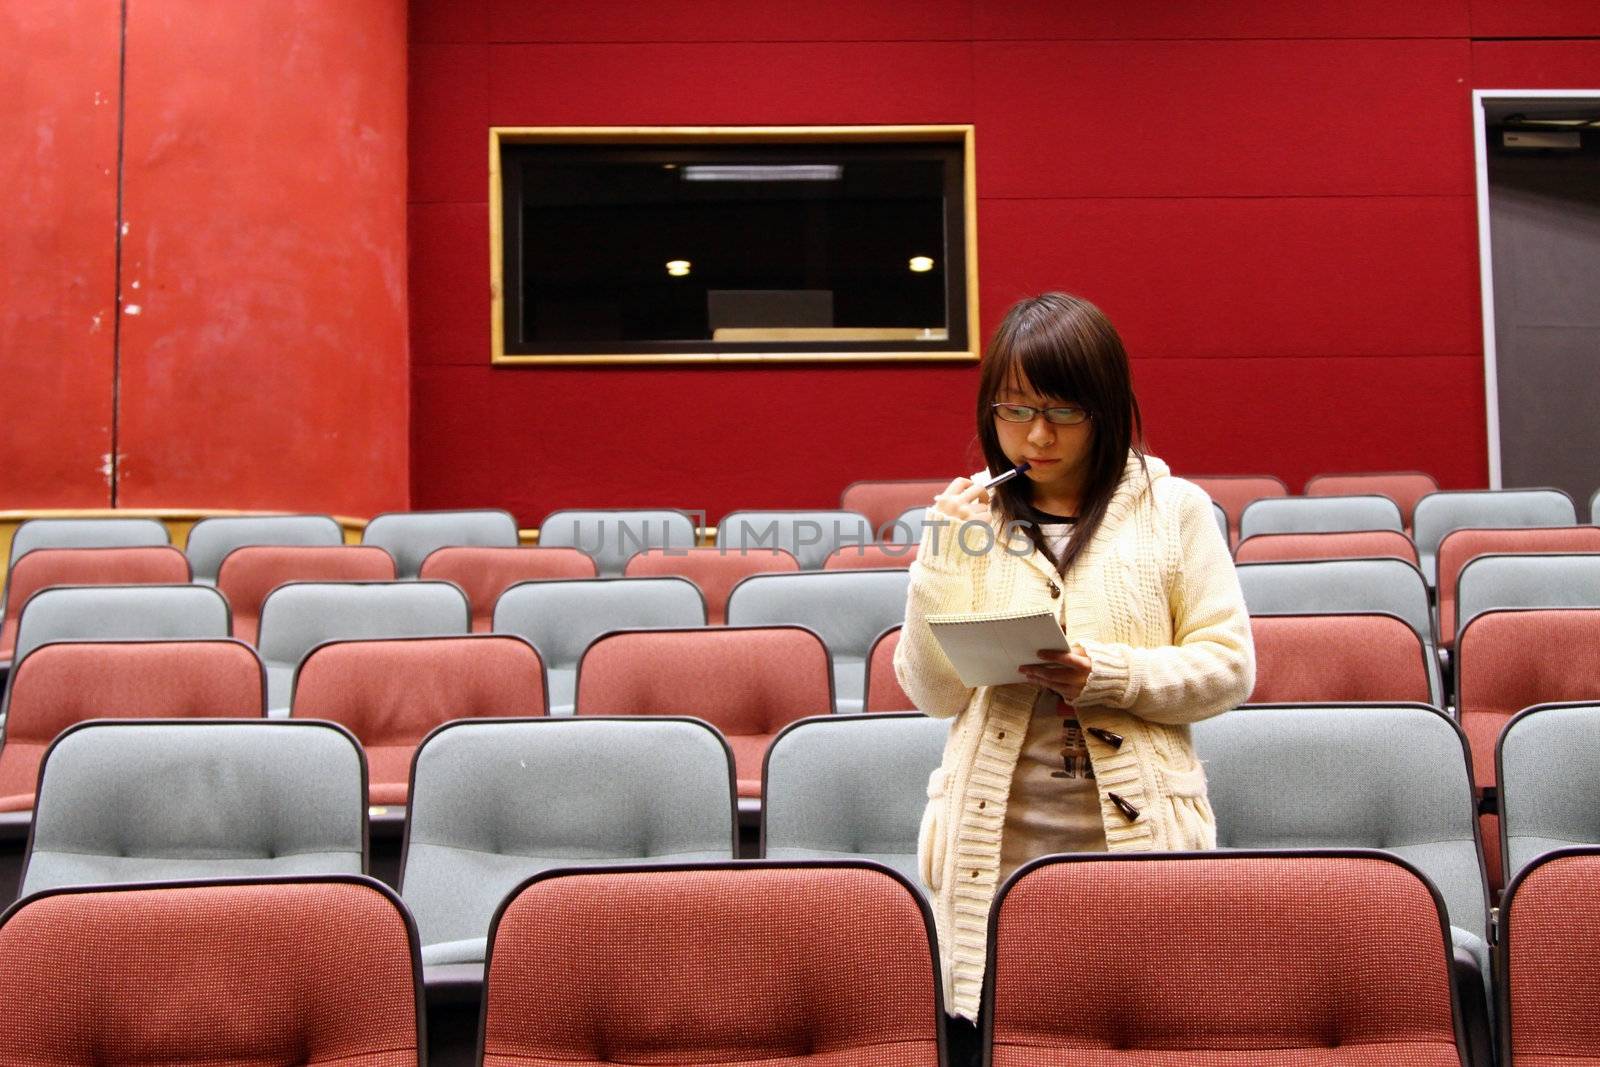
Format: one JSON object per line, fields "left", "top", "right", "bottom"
{"left": 990, "top": 402, "right": 1092, "bottom": 426}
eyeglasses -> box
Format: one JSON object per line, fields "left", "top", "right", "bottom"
{"left": 991, "top": 402, "right": 1090, "bottom": 426}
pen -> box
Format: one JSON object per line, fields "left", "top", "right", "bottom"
{"left": 978, "top": 461, "right": 1030, "bottom": 491}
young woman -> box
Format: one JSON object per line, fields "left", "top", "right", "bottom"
{"left": 894, "top": 291, "right": 1255, "bottom": 1037}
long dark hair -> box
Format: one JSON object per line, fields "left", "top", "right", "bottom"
{"left": 977, "top": 292, "right": 1146, "bottom": 575}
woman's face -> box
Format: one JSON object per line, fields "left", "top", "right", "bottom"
{"left": 993, "top": 377, "right": 1094, "bottom": 502}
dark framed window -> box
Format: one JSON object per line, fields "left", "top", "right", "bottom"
{"left": 489, "top": 126, "right": 978, "bottom": 365}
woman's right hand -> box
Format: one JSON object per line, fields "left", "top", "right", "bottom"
{"left": 931, "top": 477, "right": 992, "bottom": 525}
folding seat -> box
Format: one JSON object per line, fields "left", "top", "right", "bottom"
{"left": 480, "top": 862, "right": 942, "bottom": 1067}
{"left": 291, "top": 635, "right": 546, "bottom": 805}
{"left": 0, "top": 546, "right": 191, "bottom": 664}
{"left": 1498, "top": 702, "right": 1600, "bottom": 885}
{"left": 1211, "top": 500, "right": 1227, "bottom": 542}
{"left": 1454, "top": 552, "right": 1600, "bottom": 646}
{"left": 492, "top": 576, "right": 704, "bottom": 715}
{"left": 987, "top": 851, "right": 1467, "bottom": 1067}
{"left": 1413, "top": 488, "right": 1577, "bottom": 585}
{"left": 1238, "top": 494, "right": 1403, "bottom": 540}
{"left": 725, "top": 568, "right": 910, "bottom": 713}
{"left": 256, "top": 581, "right": 469, "bottom": 714}
{"left": 762, "top": 712, "right": 945, "bottom": 884}
{"left": 0, "top": 876, "right": 423, "bottom": 1065}
{"left": 888, "top": 503, "right": 931, "bottom": 545}
{"left": 864, "top": 625, "right": 914, "bottom": 711}
{"left": 217, "top": 544, "right": 397, "bottom": 644}
{"left": 1192, "top": 704, "right": 1490, "bottom": 1056}
{"left": 0, "top": 639, "right": 264, "bottom": 812}
{"left": 623, "top": 546, "right": 797, "bottom": 625}
{"left": 839, "top": 477, "right": 945, "bottom": 537}
{"left": 419, "top": 545, "right": 597, "bottom": 630}
{"left": 6, "top": 516, "right": 168, "bottom": 570}
{"left": 1247, "top": 613, "right": 1436, "bottom": 705}
{"left": 1305, "top": 470, "right": 1440, "bottom": 532}
{"left": 183, "top": 513, "right": 344, "bottom": 584}
{"left": 400, "top": 717, "right": 734, "bottom": 966}
{"left": 716, "top": 509, "right": 875, "bottom": 570}
{"left": 20, "top": 719, "right": 366, "bottom": 895}
{"left": 822, "top": 542, "right": 918, "bottom": 570}
{"left": 1235, "top": 528, "right": 1419, "bottom": 565}
{"left": 1186, "top": 474, "right": 1289, "bottom": 546}
{"left": 575, "top": 626, "right": 833, "bottom": 800}
{"left": 361, "top": 507, "right": 519, "bottom": 578}
{"left": 1498, "top": 847, "right": 1600, "bottom": 1067}
{"left": 1438, "top": 528, "right": 1600, "bottom": 651}
{"left": 537, "top": 508, "right": 699, "bottom": 576}
{"left": 9, "top": 584, "right": 230, "bottom": 672}
{"left": 1593, "top": 486, "right": 1600, "bottom": 524}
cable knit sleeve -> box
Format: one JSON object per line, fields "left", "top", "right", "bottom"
{"left": 893, "top": 511, "right": 978, "bottom": 720}
{"left": 1071, "top": 483, "right": 1255, "bottom": 724}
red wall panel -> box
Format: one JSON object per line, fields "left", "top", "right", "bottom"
{"left": 487, "top": 0, "right": 972, "bottom": 42}
{"left": 1470, "top": 0, "right": 1600, "bottom": 37}
{"left": 409, "top": 44, "right": 488, "bottom": 204}
{"left": 114, "top": 0, "right": 411, "bottom": 514}
{"left": 1472, "top": 40, "right": 1600, "bottom": 86}
{"left": 0, "top": 0, "right": 119, "bottom": 507}
{"left": 975, "top": 0, "right": 1470, "bottom": 40}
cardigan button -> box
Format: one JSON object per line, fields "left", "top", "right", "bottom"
{"left": 996, "top": 731, "right": 1006, "bottom": 740}
{"left": 1107, "top": 791, "right": 1140, "bottom": 822}
{"left": 1048, "top": 582, "right": 1060, "bottom": 599}
{"left": 977, "top": 800, "right": 986, "bottom": 810}
{"left": 1088, "top": 727, "right": 1124, "bottom": 749}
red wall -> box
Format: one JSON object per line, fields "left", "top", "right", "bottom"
{"left": 408, "top": 0, "right": 1600, "bottom": 524}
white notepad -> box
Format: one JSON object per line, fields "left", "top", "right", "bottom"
{"left": 925, "top": 609, "right": 1071, "bottom": 688}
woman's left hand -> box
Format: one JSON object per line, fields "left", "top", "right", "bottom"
{"left": 1020, "top": 645, "right": 1093, "bottom": 703}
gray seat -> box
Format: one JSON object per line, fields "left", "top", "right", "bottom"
{"left": 1499, "top": 702, "right": 1600, "bottom": 884}
{"left": 1211, "top": 501, "right": 1228, "bottom": 542}
{"left": 184, "top": 514, "right": 344, "bottom": 584}
{"left": 1592, "top": 487, "right": 1599, "bottom": 525}
{"left": 400, "top": 717, "right": 735, "bottom": 965}
{"left": 1237, "top": 495, "right": 1403, "bottom": 540}
{"left": 8, "top": 518, "right": 169, "bottom": 569}
{"left": 21, "top": 720, "right": 366, "bottom": 896}
{"left": 761, "top": 712, "right": 946, "bottom": 886}
{"left": 492, "top": 577, "right": 705, "bottom": 715}
{"left": 11, "top": 584, "right": 230, "bottom": 669}
{"left": 887, "top": 505, "right": 930, "bottom": 546}
{"left": 717, "top": 510, "right": 875, "bottom": 570}
{"left": 1456, "top": 553, "right": 1600, "bottom": 639}
{"left": 725, "top": 569, "right": 910, "bottom": 714}
{"left": 1413, "top": 489, "right": 1577, "bottom": 585}
{"left": 537, "top": 509, "right": 698, "bottom": 577}
{"left": 361, "top": 509, "right": 519, "bottom": 578}
{"left": 1192, "top": 704, "right": 1491, "bottom": 1002}
{"left": 256, "top": 581, "right": 469, "bottom": 714}
{"left": 1236, "top": 558, "right": 1442, "bottom": 705}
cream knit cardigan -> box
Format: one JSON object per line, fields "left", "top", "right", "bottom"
{"left": 894, "top": 452, "right": 1254, "bottom": 1019}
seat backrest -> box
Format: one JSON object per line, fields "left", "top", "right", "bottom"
{"left": 1238, "top": 494, "right": 1403, "bottom": 540}
{"left": 536, "top": 509, "right": 698, "bottom": 576}
{"left": 1455, "top": 552, "right": 1600, "bottom": 642}
{"left": 575, "top": 626, "right": 834, "bottom": 797}
{"left": 292, "top": 635, "right": 546, "bottom": 805}
{"left": 1593, "top": 486, "right": 1600, "bottom": 525}
{"left": 21, "top": 720, "right": 366, "bottom": 895}
{"left": 839, "top": 479, "right": 946, "bottom": 535}
{"left": 1186, "top": 475, "right": 1289, "bottom": 544}
{"left": 419, "top": 545, "right": 597, "bottom": 630}
{"left": 1304, "top": 471, "right": 1440, "bottom": 529}
{"left": 7, "top": 517, "right": 169, "bottom": 569}
{"left": 1500, "top": 847, "right": 1600, "bottom": 1067}
{"left": 1499, "top": 704, "right": 1600, "bottom": 883}
{"left": 184, "top": 514, "right": 344, "bottom": 583}
{"left": 361, "top": 508, "right": 519, "bottom": 578}
{"left": 492, "top": 577, "right": 705, "bottom": 714}
{"left": 11, "top": 584, "right": 230, "bottom": 668}
{"left": 1247, "top": 613, "right": 1435, "bottom": 705}
{"left": 717, "top": 510, "right": 875, "bottom": 570}
{"left": 1, "top": 547, "right": 192, "bottom": 652}
{"left": 623, "top": 547, "right": 798, "bottom": 625}
{"left": 725, "top": 568, "right": 911, "bottom": 713}
{"left": 864, "top": 626, "right": 913, "bottom": 711}
{"left": 762, "top": 713, "right": 946, "bottom": 884}
{"left": 1192, "top": 704, "right": 1486, "bottom": 941}
{"left": 987, "top": 852, "right": 1465, "bottom": 1065}
{"left": 1210, "top": 500, "right": 1227, "bottom": 542}
{"left": 822, "top": 543, "right": 918, "bottom": 570}
{"left": 217, "top": 545, "right": 397, "bottom": 644}
{"left": 1237, "top": 557, "right": 1433, "bottom": 642}
{"left": 1438, "top": 527, "right": 1600, "bottom": 646}
{"left": 481, "top": 863, "right": 941, "bottom": 1067}
{"left": 1413, "top": 489, "right": 1577, "bottom": 583}
{"left": 256, "top": 581, "right": 470, "bottom": 713}
{"left": 1456, "top": 609, "right": 1600, "bottom": 790}
{"left": 401, "top": 717, "right": 735, "bottom": 959}
{"left": 0, "top": 877, "right": 422, "bottom": 1064}
{"left": 887, "top": 504, "right": 930, "bottom": 546}
{"left": 1235, "top": 529, "right": 1419, "bottom": 565}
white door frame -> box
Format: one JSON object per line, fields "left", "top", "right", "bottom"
{"left": 1472, "top": 88, "right": 1600, "bottom": 488}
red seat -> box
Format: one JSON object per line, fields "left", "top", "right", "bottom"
{"left": 575, "top": 626, "right": 833, "bottom": 797}
{"left": 864, "top": 626, "right": 915, "bottom": 712}
{"left": 217, "top": 545, "right": 395, "bottom": 644}
{"left": 1248, "top": 613, "right": 1433, "bottom": 705}
{"left": 1305, "top": 471, "right": 1440, "bottom": 532}
{"left": 623, "top": 547, "right": 798, "bottom": 626}
{"left": 419, "top": 545, "right": 597, "bottom": 631}
{"left": 1501, "top": 848, "right": 1600, "bottom": 1067}
{"left": 822, "top": 543, "right": 918, "bottom": 570}
{"left": 0, "top": 546, "right": 191, "bottom": 660}
{"left": 0, "top": 640, "right": 264, "bottom": 811}
{"left": 290, "top": 635, "right": 546, "bottom": 805}
{"left": 1437, "top": 527, "right": 1600, "bottom": 648}
{"left": 1235, "top": 529, "right": 1419, "bottom": 565}
{"left": 482, "top": 864, "right": 940, "bottom": 1067}
{"left": 1187, "top": 474, "right": 1289, "bottom": 547}
{"left": 839, "top": 478, "right": 946, "bottom": 536}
